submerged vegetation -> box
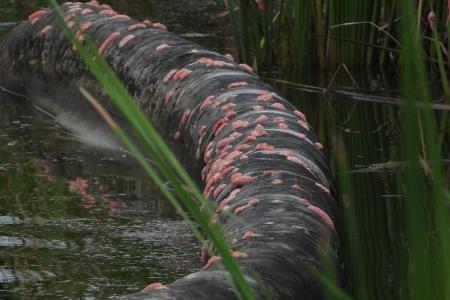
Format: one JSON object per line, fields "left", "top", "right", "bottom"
{"left": 226, "top": 0, "right": 450, "bottom": 299}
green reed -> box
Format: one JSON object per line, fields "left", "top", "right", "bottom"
{"left": 49, "top": 1, "right": 256, "bottom": 299}
{"left": 229, "top": 0, "right": 449, "bottom": 87}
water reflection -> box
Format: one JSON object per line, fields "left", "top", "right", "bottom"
{"left": 0, "top": 75, "right": 200, "bottom": 298}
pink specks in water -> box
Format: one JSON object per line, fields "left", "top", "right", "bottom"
{"left": 225, "top": 53, "right": 235, "bottom": 61}
{"left": 98, "top": 32, "right": 120, "bottom": 55}
{"left": 291, "top": 184, "right": 301, "bottom": 190}
{"left": 173, "top": 68, "right": 192, "bottom": 81}
{"left": 251, "top": 124, "right": 268, "bottom": 137}
{"left": 28, "top": 9, "right": 48, "bottom": 25}
{"left": 272, "top": 179, "right": 283, "bottom": 185}
{"left": 221, "top": 102, "right": 236, "bottom": 112}
{"left": 66, "top": 7, "right": 82, "bottom": 15}
{"left": 163, "top": 69, "right": 177, "bottom": 84}
{"left": 66, "top": 20, "right": 75, "bottom": 29}
{"left": 152, "top": 22, "right": 168, "bottom": 30}
{"left": 213, "top": 184, "right": 227, "bottom": 198}
{"left": 225, "top": 111, "right": 237, "bottom": 120}
{"left": 206, "top": 141, "right": 214, "bottom": 154}
{"left": 164, "top": 90, "right": 173, "bottom": 103}
{"left": 274, "top": 116, "right": 284, "bottom": 123}
{"left": 235, "top": 143, "right": 250, "bottom": 151}
{"left": 248, "top": 198, "right": 259, "bottom": 206}
{"left": 271, "top": 103, "right": 287, "bottom": 110}
{"left": 128, "top": 23, "right": 146, "bottom": 31}
{"left": 220, "top": 188, "right": 240, "bottom": 208}
{"left": 86, "top": 0, "right": 99, "bottom": 5}
{"left": 141, "top": 283, "right": 167, "bottom": 293}
{"left": 298, "top": 198, "right": 311, "bottom": 206}
{"left": 231, "top": 173, "right": 254, "bottom": 187}
{"left": 217, "top": 137, "right": 234, "bottom": 150}
{"left": 80, "top": 21, "right": 93, "bottom": 31}
{"left": 315, "top": 182, "right": 331, "bottom": 195}
{"left": 244, "top": 135, "right": 257, "bottom": 143}
{"left": 194, "top": 57, "right": 231, "bottom": 68}
{"left": 307, "top": 205, "right": 335, "bottom": 229}
{"left": 314, "top": 142, "right": 324, "bottom": 151}
{"left": 198, "top": 125, "right": 207, "bottom": 135}
{"left": 293, "top": 110, "right": 306, "bottom": 121}
{"left": 239, "top": 63, "right": 254, "bottom": 73}
{"left": 68, "top": 177, "right": 89, "bottom": 195}
{"left": 232, "top": 119, "right": 249, "bottom": 129}
{"left": 220, "top": 165, "right": 234, "bottom": 177}
{"left": 174, "top": 131, "right": 182, "bottom": 141}
{"left": 204, "top": 256, "right": 221, "bottom": 269}
{"left": 142, "top": 19, "right": 152, "bottom": 26}
{"left": 225, "top": 150, "right": 242, "bottom": 162}
{"left": 232, "top": 251, "right": 248, "bottom": 258}
{"left": 216, "top": 122, "right": 228, "bottom": 135}
{"left": 228, "top": 81, "right": 248, "bottom": 88}
{"left": 118, "top": 34, "right": 135, "bottom": 48}
{"left": 278, "top": 122, "right": 289, "bottom": 129}
{"left": 180, "top": 109, "right": 192, "bottom": 125}
{"left": 81, "top": 8, "right": 93, "bottom": 15}
{"left": 256, "top": 115, "right": 269, "bottom": 124}
{"left": 242, "top": 230, "right": 256, "bottom": 239}
{"left": 295, "top": 132, "right": 306, "bottom": 140}
{"left": 99, "top": 9, "right": 116, "bottom": 16}
{"left": 298, "top": 119, "right": 309, "bottom": 130}
{"left": 252, "top": 105, "right": 264, "bottom": 111}
{"left": 64, "top": 13, "right": 75, "bottom": 22}
{"left": 112, "top": 14, "right": 130, "bottom": 20}
{"left": 156, "top": 43, "right": 171, "bottom": 51}
{"left": 235, "top": 198, "right": 259, "bottom": 214}
{"left": 255, "top": 143, "right": 274, "bottom": 151}
{"left": 229, "top": 132, "right": 242, "bottom": 139}
{"left": 200, "top": 95, "right": 215, "bottom": 112}
{"left": 204, "top": 148, "right": 213, "bottom": 163}
{"left": 38, "top": 25, "right": 52, "bottom": 37}
{"left": 100, "top": 3, "right": 113, "bottom": 10}
{"left": 212, "top": 117, "right": 228, "bottom": 134}
{"left": 257, "top": 92, "right": 274, "bottom": 101}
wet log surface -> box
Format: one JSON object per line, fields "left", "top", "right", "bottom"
{"left": 0, "top": 2, "right": 340, "bottom": 299}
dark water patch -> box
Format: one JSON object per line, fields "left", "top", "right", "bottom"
{"left": 0, "top": 88, "right": 200, "bottom": 298}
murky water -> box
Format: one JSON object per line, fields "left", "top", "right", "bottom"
{"left": 0, "top": 1, "right": 230, "bottom": 298}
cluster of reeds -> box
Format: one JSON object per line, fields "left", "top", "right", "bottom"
{"left": 227, "top": 0, "right": 450, "bottom": 299}
{"left": 227, "top": 0, "right": 449, "bottom": 88}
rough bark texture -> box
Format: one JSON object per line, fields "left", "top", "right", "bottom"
{"left": 0, "top": 2, "right": 340, "bottom": 299}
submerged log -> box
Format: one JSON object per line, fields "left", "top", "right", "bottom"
{"left": 0, "top": 2, "right": 340, "bottom": 299}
